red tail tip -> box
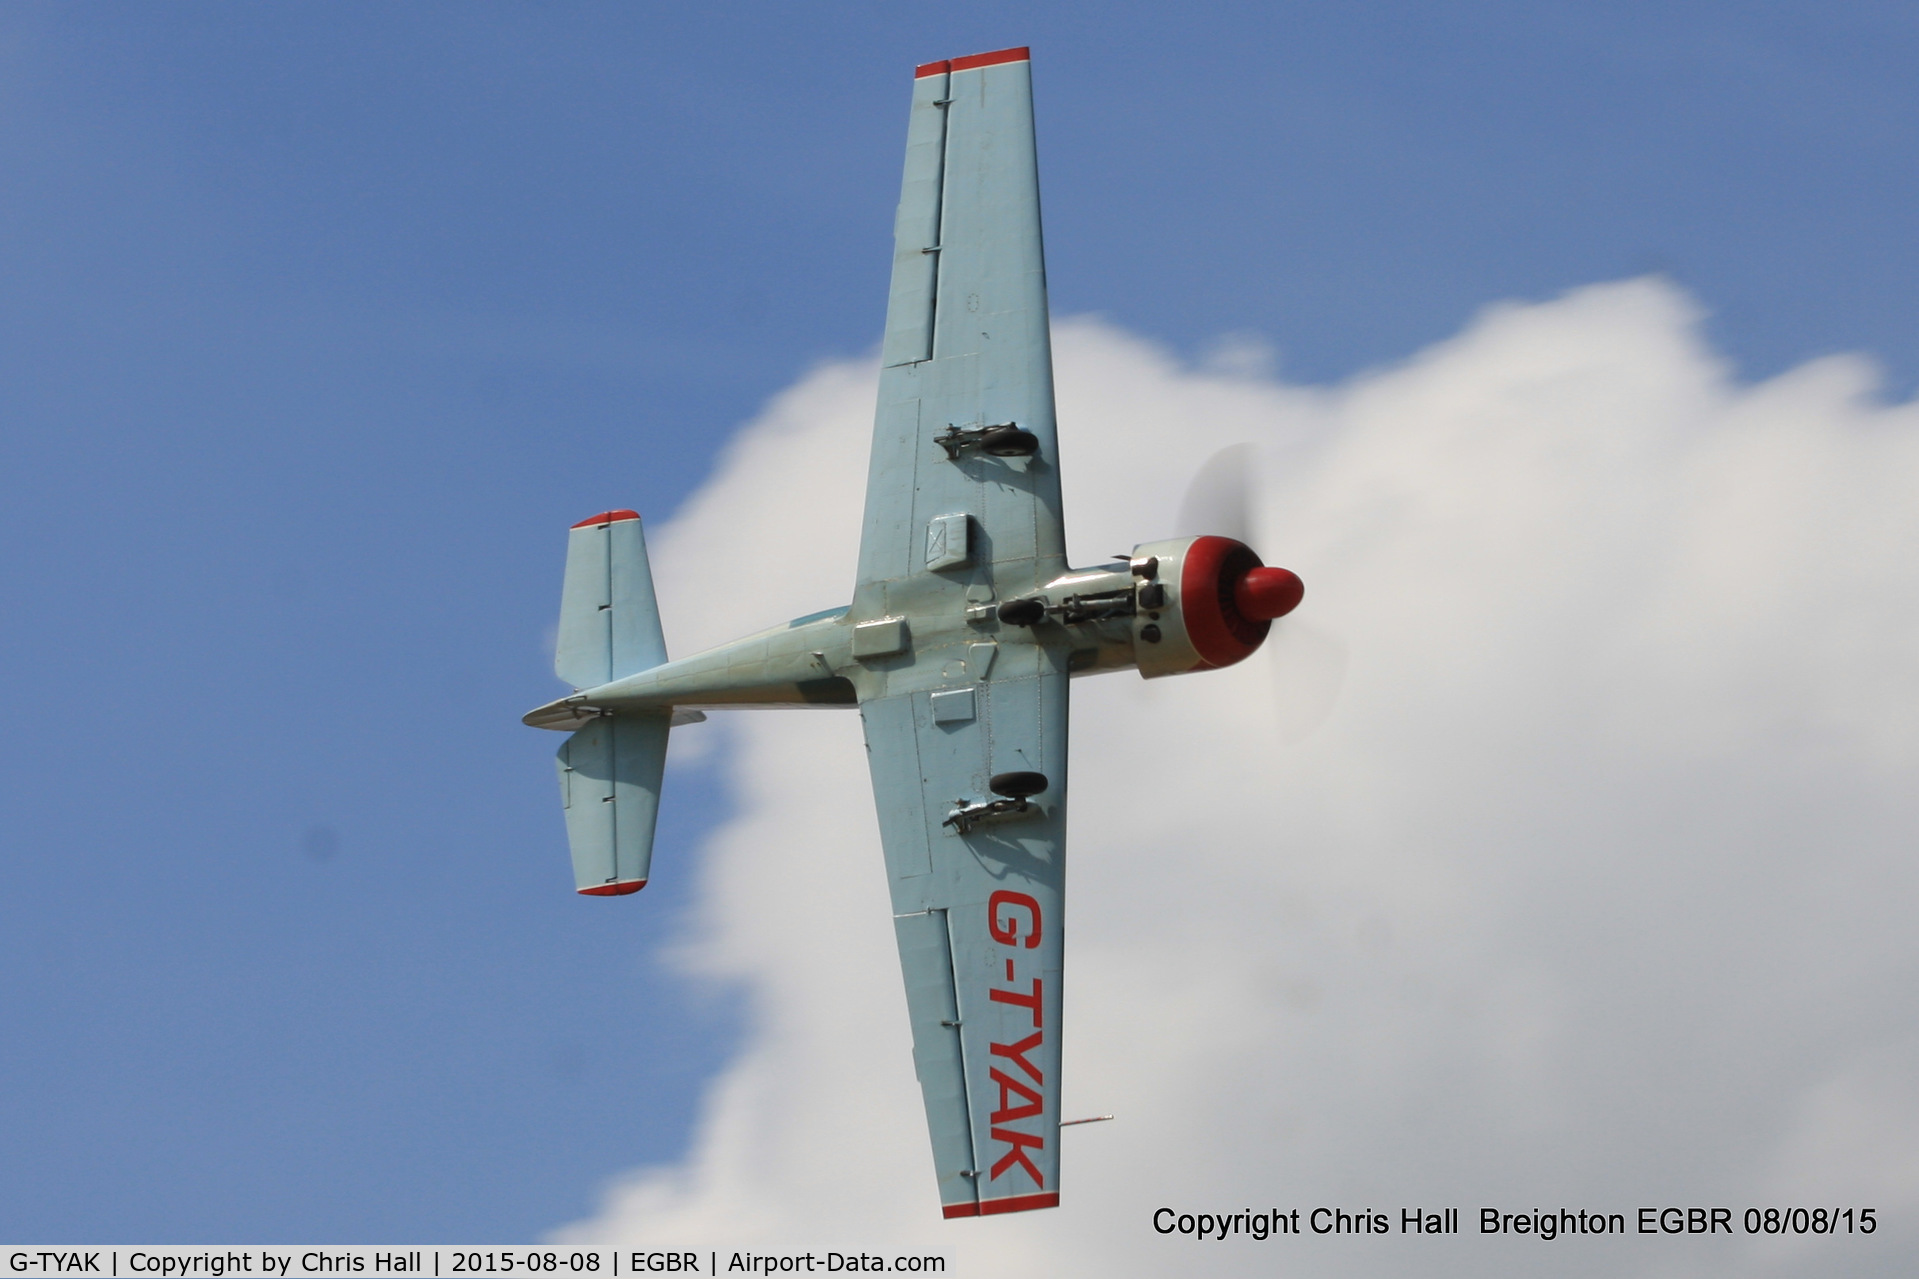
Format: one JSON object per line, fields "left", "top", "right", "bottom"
{"left": 578, "top": 879, "right": 647, "bottom": 896}
{"left": 571, "top": 509, "right": 640, "bottom": 530}
{"left": 917, "top": 47, "right": 1030, "bottom": 77}
{"left": 1235, "top": 567, "right": 1304, "bottom": 620}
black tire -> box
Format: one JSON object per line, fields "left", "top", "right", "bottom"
{"left": 989, "top": 771, "right": 1050, "bottom": 799}
{"left": 980, "top": 425, "right": 1040, "bottom": 457}
{"left": 996, "top": 597, "right": 1047, "bottom": 626}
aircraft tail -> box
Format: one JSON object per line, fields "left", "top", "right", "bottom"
{"left": 556, "top": 509, "right": 667, "bottom": 688}
{"left": 557, "top": 713, "right": 668, "bottom": 895}
{"left": 553, "top": 509, "right": 672, "bottom": 895}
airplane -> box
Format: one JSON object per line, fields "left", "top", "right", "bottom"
{"left": 522, "top": 46, "right": 1303, "bottom": 1219}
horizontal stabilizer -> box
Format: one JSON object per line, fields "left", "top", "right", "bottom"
{"left": 556, "top": 714, "right": 670, "bottom": 895}
{"left": 557, "top": 510, "right": 668, "bottom": 689}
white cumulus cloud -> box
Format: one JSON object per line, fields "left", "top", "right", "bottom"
{"left": 554, "top": 280, "right": 1919, "bottom": 1277}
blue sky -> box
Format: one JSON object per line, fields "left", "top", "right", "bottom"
{"left": 3, "top": 1, "right": 1917, "bottom": 1243}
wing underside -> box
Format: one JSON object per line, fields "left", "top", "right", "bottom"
{"left": 858, "top": 46, "right": 1073, "bottom": 1219}
{"left": 857, "top": 47, "right": 1065, "bottom": 596}
{"left": 863, "top": 671, "right": 1067, "bottom": 1217}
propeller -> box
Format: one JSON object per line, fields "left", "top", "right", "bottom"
{"left": 1176, "top": 443, "right": 1346, "bottom": 742}
{"left": 1268, "top": 618, "right": 1348, "bottom": 743}
{"left": 1174, "top": 442, "right": 1257, "bottom": 545}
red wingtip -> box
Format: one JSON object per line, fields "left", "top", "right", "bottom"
{"left": 918, "top": 47, "right": 1030, "bottom": 78}
{"left": 942, "top": 1192, "right": 1059, "bottom": 1218}
{"left": 578, "top": 879, "right": 647, "bottom": 896}
{"left": 571, "top": 509, "right": 640, "bottom": 530}
{"left": 979, "top": 1191, "right": 1059, "bottom": 1216}
{"left": 1235, "top": 566, "right": 1305, "bottom": 621}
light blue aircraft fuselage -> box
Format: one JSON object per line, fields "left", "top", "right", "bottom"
{"left": 522, "top": 46, "right": 1302, "bottom": 1219}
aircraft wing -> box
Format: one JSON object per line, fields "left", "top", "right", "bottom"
{"left": 856, "top": 46, "right": 1066, "bottom": 596}
{"left": 855, "top": 47, "right": 1071, "bottom": 1218}
{"left": 863, "top": 674, "right": 1067, "bottom": 1218}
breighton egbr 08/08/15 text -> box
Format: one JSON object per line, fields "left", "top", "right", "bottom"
{"left": 1150, "top": 1205, "right": 1881, "bottom": 1241}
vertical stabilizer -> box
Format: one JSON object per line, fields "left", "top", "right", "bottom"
{"left": 556, "top": 510, "right": 667, "bottom": 689}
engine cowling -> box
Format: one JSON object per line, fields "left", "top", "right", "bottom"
{"left": 1129, "top": 536, "right": 1303, "bottom": 679}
